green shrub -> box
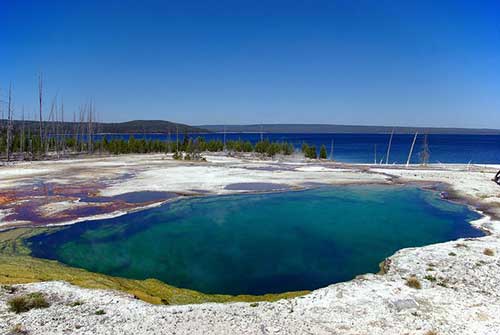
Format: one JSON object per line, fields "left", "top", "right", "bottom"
{"left": 95, "top": 309, "right": 106, "bottom": 315}
{"left": 69, "top": 300, "right": 84, "bottom": 307}
{"left": 424, "top": 275, "right": 436, "bottom": 282}
{"left": 172, "top": 151, "right": 182, "bottom": 160}
{"left": 2, "top": 285, "right": 17, "bottom": 294}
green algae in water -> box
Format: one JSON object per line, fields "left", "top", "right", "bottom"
{"left": 28, "top": 185, "right": 483, "bottom": 295}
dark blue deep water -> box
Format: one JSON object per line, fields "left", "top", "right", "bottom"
{"left": 29, "top": 185, "right": 483, "bottom": 295}
{"left": 95, "top": 133, "right": 500, "bottom": 164}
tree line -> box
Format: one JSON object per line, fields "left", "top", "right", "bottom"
{"left": 0, "top": 76, "right": 331, "bottom": 162}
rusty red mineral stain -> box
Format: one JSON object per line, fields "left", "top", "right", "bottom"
{"left": 0, "top": 181, "right": 177, "bottom": 228}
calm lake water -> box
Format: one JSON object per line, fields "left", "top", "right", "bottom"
{"left": 95, "top": 133, "right": 500, "bottom": 164}
{"left": 29, "top": 186, "right": 483, "bottom": 295}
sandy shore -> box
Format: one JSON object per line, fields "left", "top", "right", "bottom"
{"left": 1, "top": 153, "right": 500, "bottom": 334}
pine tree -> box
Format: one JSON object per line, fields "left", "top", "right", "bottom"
{"left": 319, "top": 144, "right": 327, "bottom": 159}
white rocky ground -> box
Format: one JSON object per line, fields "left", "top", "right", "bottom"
{"left": 1, "top": 154, "right": 500, "bottom": 334}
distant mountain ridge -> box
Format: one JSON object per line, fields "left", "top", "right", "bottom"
{"left": 2, "top": 120, "right": 208, "bottom": 134}
{"left": 199, "top": 124, "right": 500, "bottom": 135}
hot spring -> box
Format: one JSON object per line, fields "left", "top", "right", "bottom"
{"left": 28, "top": 185, "right": 483, "bottom": 295}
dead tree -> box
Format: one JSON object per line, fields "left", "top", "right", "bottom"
{"left": 0, "top": 88, "right": 4, "bottom": 149}
{"left": 59, "top": 100, "right": 65, "bottom": 156}
{"left": 27, "top": 115, "right": 33, "bottom": 161}
{"left": 6, "top": 84, "right": 13, "bottom": 161}
{"left": 45, "top": 97, "right": 56, "bottom": 156}
{"left": 87, "top": 102, "right": 94, "bottom": 153}
{"left": 78, "top": 105, "right": 85, "bottom": 152}
{"left": 420, "top": 134, "right": 430, "bottom": 166}
{"left": 38, "top": 73, "right": 44, "bottom": 152}
{"left": 330, "top": 139, "right": 334, "bottom": 161}
{"left": 20, "top": 107, "right": 25, "bottom": 159}
{"left": 385, "top": 129, "right": 394, "bottom": 165}
{"left": 406, "top": 132, "right": 418, "bottom": 167}
{"left": 72, "top": 111, "right": 78, "bottom": 153}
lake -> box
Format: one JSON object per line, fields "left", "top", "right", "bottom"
{"left": 95, "top": 133, "right": 500, "bottom": 164}
{"left": 28, "top": 185, "right": 483, "bottom": 295}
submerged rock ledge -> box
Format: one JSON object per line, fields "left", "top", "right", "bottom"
{"left": 1, "top": 154, "right": 500, "bottom": 334}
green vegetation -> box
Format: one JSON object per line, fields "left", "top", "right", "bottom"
{"left": 2, "top": 284, "right": 18, "bottom": 294}
{"left": 424, "top": 275, "right": 436, "bottom": 282}
{"left": 319, "top": 144, "right": 327, "bottom": 159}
{"left": 301, "top": 143, "right": 317, "bottom": 159}
{"left": 0, "top": 228, "right": 308, "bottom": 305}
{"left": 0, "top": 127, "right": 302, "bottom": 160}
{"left": 69, "top": 300, "right": 84, "bottom": 307}
{"left": 7, "top": 292, "right": 50, "bottom": 313}
{"left": 95, "top": 309, "right": 106, "bottom": 315}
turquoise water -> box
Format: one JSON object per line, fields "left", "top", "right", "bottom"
{"left": 29, "top": 186, "right": 483, "bottom": 295}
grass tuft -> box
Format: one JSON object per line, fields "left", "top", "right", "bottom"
{"left": 8, "top": 292, "right": 49, "bottom": 314}
{"left": 95, "top": 309, "right": 106, "bottom": 315}
{"left": 8, "top": 324, "right": 28, "bottom": 335}
{"left": 483, "top": 248, "right": 495, "bottom": 256}
{"left": 69, "top": 300, "right": 84, "bottom": 307}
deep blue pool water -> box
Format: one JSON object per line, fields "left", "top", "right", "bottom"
{"left": 29, "top": 185, "right": 483, "bottom": 295}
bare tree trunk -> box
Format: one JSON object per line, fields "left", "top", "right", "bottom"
{"left": 420, "top": 134, "right": 430, "bottom": 166}
{"left": 330, "top": 139, "right": 334, "bottom": 161}
{"left": 406, "top": 132, "right": 418, "bottom": 167}
{"left": 87, "top": 102, "right": 93, "bottom": 154}
{"left": 60, "top": 101, "right": 65, "bottom": 156}
{"left": 38, "top": 73, "right": 44, "bottom": 156}
{"left": 21, "top": 107, "right": 25, "bottom": 159}
{"left": 176, "top": 126, "right": 179, "bottom": 152}
{"left": 28, "top": 119, "right": 32, "bottom": 161}
{"left": 0, "top": 87, "right": 4, "bottom": 152}
{"left": 6, "top": 84, "right": 13, "bottom": 162}
{"left": 73, "top": 111, "right": 78, "bottom": 153}
{"left": 385, "top": 129, "right": 394, "bottom": 165}
{"left": 78, "top": 105, "right": 85, "bottom": 153}
{"left": 45, "top": 97, "right": 56, "bottom": 156}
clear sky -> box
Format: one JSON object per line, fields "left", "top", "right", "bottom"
{"left": 1, "top": 0, "right": 500, "bottom": 128}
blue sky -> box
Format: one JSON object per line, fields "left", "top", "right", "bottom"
{"left": 1, "top": 0, "right": 500, "bottom": 127}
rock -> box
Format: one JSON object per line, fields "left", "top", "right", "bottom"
{"left": 391, "top": 298, "right": 419, "bottom": 312}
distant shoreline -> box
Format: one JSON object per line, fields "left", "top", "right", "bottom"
{"left": 199, "top": 124, "right": 500, "bottom": 135}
